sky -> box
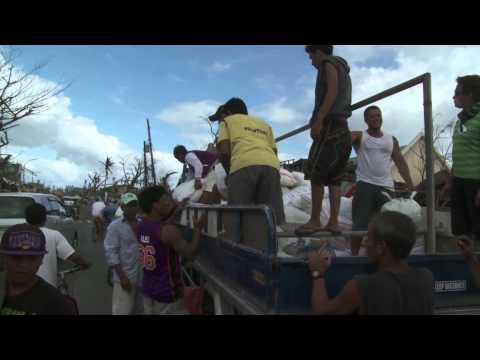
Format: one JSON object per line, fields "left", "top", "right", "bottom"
{"left": 1, "top": 45, "right": 480, "bottom": 188}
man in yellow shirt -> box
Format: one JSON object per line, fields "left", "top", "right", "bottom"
{"left": 214, "top": 98, "right": 285, "bottom": 226}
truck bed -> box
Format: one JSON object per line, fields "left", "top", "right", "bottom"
{"left": 179, "top": 205, "right": 480, "bottom": 315}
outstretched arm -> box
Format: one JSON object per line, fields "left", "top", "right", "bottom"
{"left": 161, "top": 214, "right": 206, "bottom": 260}
{"left": 391, "top": 137, "right": 414, "bottom": 190}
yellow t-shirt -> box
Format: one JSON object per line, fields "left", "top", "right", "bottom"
{"left": 217, "top": 114, "right": 279, "bottom": 174}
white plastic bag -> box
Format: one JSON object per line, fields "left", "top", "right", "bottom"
{"left": 292, "top": 172, "right": 306, "bottom": 186}
{"left": 284, "top": 205, "right": 310, "bottom": 224}
{"left": 280, "top": 168, "right": 298, "bottom": 188}
{"left": 214, "top": 164, "right": 228, "bottom": 200}
{"left": 173, "top": 179, "right": 206, "bottom": 203}
{"left": 381, "top": 195, "right": 423, "bottom": 229}
{"left": 282, "top": 184, "right": 312, "bottom": 211}
{"left": 91, "top": 201, "right": 105, "bottom": 217}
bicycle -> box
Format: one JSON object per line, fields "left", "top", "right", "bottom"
{"left": 58, "top": 266, "right": 83, "bottom": 315}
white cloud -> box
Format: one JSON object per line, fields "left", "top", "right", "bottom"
{"left": 166, "top": 74, "right": 186, "bottom": 83}
{"left": 254, "top": 75, "right": 286, "bottom": 96}
{"left": 155, "top": 100, "right": 219, "bottom": 149}
{"left": 253, "top": 97, "right": 307, "bottom": 125}
{"left": 207, "top": 61, "right": 232, "bottom": 74}
{"left": 152, "top": 151, "right": 183, "bottom": 188}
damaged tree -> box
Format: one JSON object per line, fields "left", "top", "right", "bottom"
{"left": 0, "top": 47, "right": 68, "bottom": 150}
{"left": 119, "top": 156, "right": 144, "bottom": 190}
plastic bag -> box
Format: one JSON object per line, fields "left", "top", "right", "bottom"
{"left": 381, "top": 195, "right": 423, "bottom": 229}
{"left": 173, "top": 179, "right": 206, "bottom": 203}
{"left": 292, "top": 172, "right": 306, "bottom": 186}
{"left": 284, "top": 205, "right": 310, "bottom": 224}
{"left": 282, "top": 184, "right": 312, "bottom": 210}
{"left": 214, "top": 164, "right": 228, "bottom": 200}
{"left": 280, "top": 168, "right": 298, "bottom": 188}
{"left": 91, "top": 201, "right": 105, "bottom": 217}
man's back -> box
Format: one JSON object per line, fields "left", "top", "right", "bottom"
{"left": 355, "top": 268, "right": 434, "bottom": 315}
{"left": 37, "top": 227, "right": 75, "bottom": 287}
{"left": 220, "top": 114, "right": 279, "bottom": 174}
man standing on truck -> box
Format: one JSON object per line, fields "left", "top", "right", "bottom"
{"left": 350, "top": 105, "right": 414, "bottom": 255}
{"left": 173, "top": 145, "right": 220, "bottom": 204}
{"left": 441, "top": 75, "right": 480, "bottom": 244}
{"left": 296, "top": 45, "right": 353, "bottom": 236}
{"left": 137, "top": 185, "right": 205, "bottom": 315}
{"left": 307, "top": 211, "right": 434, "bottom": 315}
{"left": 25, "top": 203, "right": 91, "bottom": 288}
{"left": 215, "top": 97, "right": 286, "bottom": 226}
{"left": 104, "top": 193, "right": 143, "bottom": 315}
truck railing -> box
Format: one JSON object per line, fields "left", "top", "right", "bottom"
{"left": 275, "top": 73, "right": 435, "bottom": 254}
{"left": 179, "top": 204, "right": 278, "bottom": 255}
{"left": 180, "top": 204, "right": 437, "bottom": 255}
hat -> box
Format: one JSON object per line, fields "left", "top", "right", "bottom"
{"left": 222, "top": 97, "right": 248, "bottom": 115}
{"left": 121, "top": 193, "right": 138, "bottom": 205}
{"left": 208, "top": 105, "right": 225, "bottom": 122}
{"left": 0, "top": 224, "right": 47, "bottom": 256}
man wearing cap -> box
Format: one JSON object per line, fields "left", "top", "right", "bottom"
{"left": 215, "top": 97, "right": 286, "bottom": 226}
{"left": 104, "top": 193, "right": 143, "bottom": 315}
{"left": 0, "top": 224, "right": 78, "bottom": 315}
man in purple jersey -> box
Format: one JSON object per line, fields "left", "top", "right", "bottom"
{"left": 137, "top": 185, "right": 205, "bottom": 315}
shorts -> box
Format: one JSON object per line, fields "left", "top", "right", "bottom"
{"left": 227, "top": 165, "right": 286, "bottom": 225}
{"left": 112, "top": 280, "right": 143, "bottom": 315}
{"left": 143, "top": 297, "right": 187, "bottom": 315}
{"left": 451, "top": 177, "right": 480, "bottom": 241}
{"left": 304, "top": 117, "right": 352, "bottom": 186}
{"left": 352, "top": 181, "right": 393, "bottom": 231}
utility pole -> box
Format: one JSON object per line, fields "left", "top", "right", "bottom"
{"left": 143, "top": 141, "right": 149, "bottom": 187}
{"left": 146, "top": 118, "right": 157, "bottom": 185}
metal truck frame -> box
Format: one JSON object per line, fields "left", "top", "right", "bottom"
{"left": 179, "top": 73, "right": 480, "bottom": 315}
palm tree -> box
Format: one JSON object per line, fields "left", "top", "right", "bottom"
{"left": 99, "top": 156, "right": 114, "bottom": 188}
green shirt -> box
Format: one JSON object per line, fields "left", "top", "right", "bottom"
{"left": 452, "top": 110, "right": 480, "bottom": 180}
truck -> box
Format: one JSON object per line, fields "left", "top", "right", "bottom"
{"left": 177, "top": 73, "right": 480, "bottom": 315}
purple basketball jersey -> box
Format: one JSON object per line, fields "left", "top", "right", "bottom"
{"left": 137, "top": 218, "right": 183, "bottom": 303}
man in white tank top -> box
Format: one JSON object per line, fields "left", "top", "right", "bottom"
{"left": 350, "top": 106, "right": 414, "bottom": 255}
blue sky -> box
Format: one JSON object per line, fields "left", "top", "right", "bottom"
{"left": 4, "top": 45, "right": 480, "bottom": 187}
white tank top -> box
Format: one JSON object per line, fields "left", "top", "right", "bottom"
{"left": 355, "top": 131, "right": 394, "bottom": 189}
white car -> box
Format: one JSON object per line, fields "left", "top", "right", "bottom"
{"left": 0, "top": 193, "right": 78, "bottom": 247}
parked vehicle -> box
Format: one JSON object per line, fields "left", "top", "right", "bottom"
{"left": 0, "top": 193, "right": 78, "bottom": 247}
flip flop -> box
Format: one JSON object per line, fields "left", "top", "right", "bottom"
{"left": 295, "top": 224, "right": 324, "bottom": 237}
{"left": 322, "top": 226, "right": 342, "bottom": 236}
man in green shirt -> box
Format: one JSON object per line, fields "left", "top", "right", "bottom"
{"left": 442, "top": 75, "right": 480, "bottom": 242}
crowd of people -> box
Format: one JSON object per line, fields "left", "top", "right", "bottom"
{"left": 1, "top": 45, "right": 479, "bottom": 315}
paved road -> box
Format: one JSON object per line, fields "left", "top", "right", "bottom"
{"left": 63, "top": 221, "right": 112, "bottom": 315}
